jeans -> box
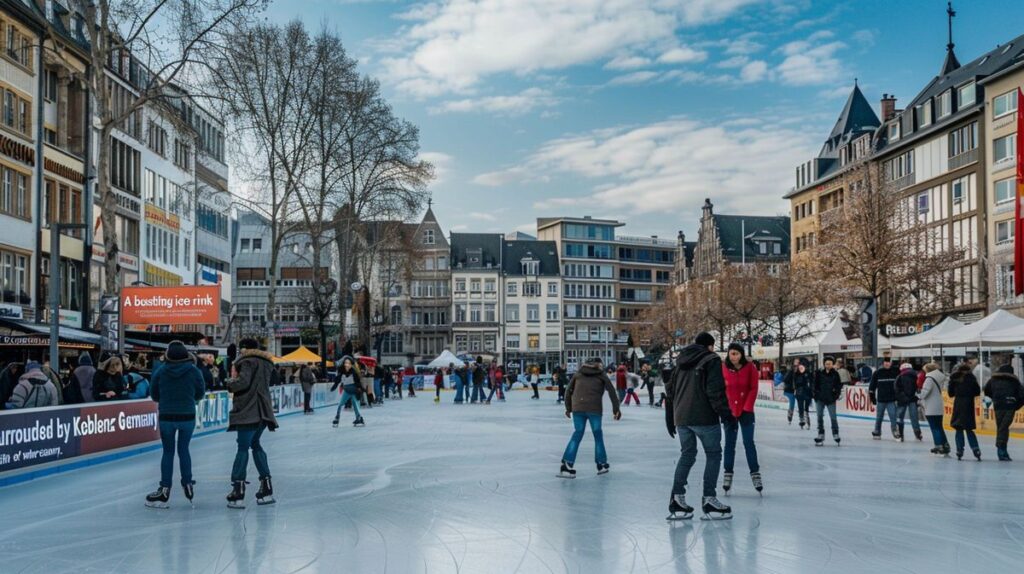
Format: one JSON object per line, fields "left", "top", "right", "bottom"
{"left": 873, "top": 401, "right": 897, "bottom": 435}
{"left": 723, "top": 412, "right": 759, "bottom": 473}
{"left": 955, "top": 429, "right": 979, "bottom": 453}
{"left": 335, "top": 389, "right": 362, "bottom": 420}
{"left": 646, "top": 382, "right": 656, "bottom": 405}
{"left": 561, "top": 412, "right": 607, "bottom": 465}
{"left": 995, "top": 410, "right": 1015, "bottom": 450}
{"left": 796, "top": 393, "right": 811, "bottom": 422}
{"left": 486, "top": 385, "right": 504, "bottom": 401}
{"left": 783, "top": 392, "right": 796, "bottom": 413}
{"left": 454, "top": 379, "right": 465, "bottom": 403}
{"left": 815, "top": 400, "right": 839, "bottom": 435}
{"left": 896, "top": 402, "right": 921, "bottom": 437}
{"left": 159, "top": 420, "right": 195, "bottom": 488}
{"left": 303, "top": 391, "right": 312, "bottom": 412}
{"left": 617, "top": 388, "right": 626, "bottom": 402}
{"left": 231, "top": 424, "right": 270, "bottom": 482}
{"left": 557, "top": 383, "right": 566, "bottom": 402}
{"left": 672, "top": 424, "right": 722, "bottom": 498}
{"left": 373, "top": 378, "right": 382, "bottom": 401}
{"left": 471, "top": 384, "right": 484, "bottom": 402}
{"left": 925, "top": 415, "right": 949, "bottom": 447}
{"left": 531, "top": 383, "right": 539, "bottom": 398}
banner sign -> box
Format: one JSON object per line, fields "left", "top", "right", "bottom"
{"left": 100, "top": 295, "right": 120, "bottom": 353}
{"left": 121, "top": 285, "right": 220, "bottom": 325}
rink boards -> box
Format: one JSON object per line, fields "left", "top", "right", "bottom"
{"left": 0, "top": 383, "right": 340, "bottom": 486}
{"left": 756, "top": 381, "right": 1024, "bottom": 438}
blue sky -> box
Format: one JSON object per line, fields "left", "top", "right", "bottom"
{"left": 269, "top": 0, "right": 1024, "bottom": 239}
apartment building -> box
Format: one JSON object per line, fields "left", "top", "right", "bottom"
{"left": 616, "top": 234, "right": 675, "bottom": 334}
{"left": 450, "top": 232, "right": 502, "bottom": 359}
{"left": 502, "top": 238, "right": 561, "bottom": 372}
{"left": 405, "top": 207, "right": 451, "bottom": 363}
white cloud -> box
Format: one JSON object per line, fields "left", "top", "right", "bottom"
{"left": 430, "top": 88, "right": 558, "bottom": 115}
{"left": 419, "top": 151, "right": 454, "bottom": 184}
{"left": 852, "top": 29, "right": 876, "bottom": 48}
{"left": 717, "top": 55, "right": 749, "bottom": 68}
{"left": 605, "top": 55, "right": 652, "bottom": 70}
{"left": 512, "top": 222, "right": 538, "bottom": 234}
{"left": 608, "top": 71, "right": 662, "bottom": 85}
{"left": 776, "top": 32, "right": 846, "bottom": 86}
{"left": 657, "top": 46, "right": 707, "bottom": 64}
{"left": 380, "top": 0, "right": 761, "bottom": 97}
{"left": 468, "top": 211, "right": 498, "bottom": 221}
{"left": 475, "top": 116, "right": 818, "bottom": 218}
{"left": 739, "top": 60, "right": 768, "bottom": 82}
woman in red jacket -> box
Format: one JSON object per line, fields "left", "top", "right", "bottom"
{"left": 721, "top": 343, "right": 762, "bottom": 495}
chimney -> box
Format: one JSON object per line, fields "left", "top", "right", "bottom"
{"left": 880, "top": 93, "right": 897, "bottom": 122}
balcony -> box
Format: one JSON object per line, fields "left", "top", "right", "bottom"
{"left": 892, "top": 171, "right": 916, "bottom": 191}
{"left": 617, "top": 235, "right": 676, "bottom": 248}
{"left": 948, "top": 148, "right": 978, "bottom": 171}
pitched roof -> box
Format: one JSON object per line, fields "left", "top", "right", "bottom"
{"left": 826, "top": 83, "right": 881, "bottom": 143}
{"left": 713, "top": 215, "right": 791, "bottom": 263}
{"left": 450, "top": 233, "right": 503, "bottom": 270}
{"left": 501, "top": 240, "right": 559, "bottom": 277}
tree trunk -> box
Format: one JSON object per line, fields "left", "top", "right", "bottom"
{"left": 97, "top": 126, "right": 119, "bottom": 296}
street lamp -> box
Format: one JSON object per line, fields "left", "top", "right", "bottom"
{"left": 48, "top": 223, "right": 88, "bottom": 370}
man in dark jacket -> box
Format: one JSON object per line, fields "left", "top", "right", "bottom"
{"left": 559, "top": 358, "right": 621, "bottom": 478}
{"left": 812, "top": 356, "right": 844, "bottom": 445}
{"left": 299, "top": 364, "right": 316, "bottom": 413}
{"left": 983, "top": 365, "right": 1024, "bottom": 461}
{"left": 869, "top": 358, "right": 900, "bottom": 440}
{"left": 894, "top": 362, "right": 922, "bottom": 442}
{"left": 226, "top": 338, "right": 280, "bottom": 508}
{"left": 664, "top": 332, "right": 733, "bottom": 521}
{"left": 0, "top": 362, "right": 24, "bottom": 409}
{"left": 471, "top": 362, "right": 486, "bottom": 404}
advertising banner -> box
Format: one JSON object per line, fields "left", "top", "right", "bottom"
{"left": 121, "top": 285, "right": 220, "bottom": 325}
{"left": 943, "top": 394, "right": 1024, "bottom": 438}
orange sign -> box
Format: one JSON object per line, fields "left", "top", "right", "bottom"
{"left": 121, "top": 285, "right": 220, "bottom": 325}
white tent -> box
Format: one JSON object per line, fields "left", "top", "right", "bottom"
{"left": 928, "top": 309, "right": 1024, "bottom": 346}
{"left": 888, "top": 316, "right": 966, "bottom": 348}
{"left": 426, "top": 350, "right": 465, "bottom": 369}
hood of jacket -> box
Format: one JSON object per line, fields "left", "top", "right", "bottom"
{"left": 19, "top": 368, "right": 48, "bottom": 385}
{"left": 578, "top": 360, "right": 604, "bottom": 376}
{"left": 78, "top": 353, "right": 93, "bottom": 367}
{"left": 239, "top": 348, "right": 275, "bottom": 362}
{"left": 677, "top": 343, "right": 714, "bottom": 369}
{"left": 988, "top": 372, "right": 1020, "bottom": 386}
{"left": 899, "top": 368, "right": 915, "bottom": 377}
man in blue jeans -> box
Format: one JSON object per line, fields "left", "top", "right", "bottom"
{"left": 869, "top": 358, "right": 900, "bottom": 440}
{"left": 559, "top": 358, "right": 621, "bottom": 478}
{"left": 664, "top": 332, "right": 734, "bottom": 521}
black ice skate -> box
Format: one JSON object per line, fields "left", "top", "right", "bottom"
{"left": 700, "top": 497, "right": 732, "bottom": 521}
{"left": 973, "top": 448, "right": 982, "bottom": 462}
{"left": 722, "top": 471, "right": 733, "bottom": 494}
{"left": 182, "top": 481, "right": 195, "bottom": 508}
{"left": 145, "top": 486, "right": 170, "bottom": 509}
{"left": 940, "top": 444, "right": 951, "bottom": 457}
{"left": 751, "top": 472, "right": 763, "bottom": 494}
{"left": 226, "top": 481, "right": 246, "bottom": 509}
{"left": 872, "top": 432, "right": 881, "bottom": 440}
{"left": 256, "top": 477, "right": 275, "bottom": 505}
{"left": 332, "top": 418, "right": 339, "bottom": 428}
{"left": 956, "top": 449, "right": 964, "bottom": 461}
{"left": 894, "top": 431, "right": 903, "bottom": 442}
{"left": 596, "top": 463, "right": 610, "bottom": 476}
{"left": 787, "top": 411, "right": 793, "bottom": 425}
{"left": 666, "top": 495, "right": 694, "bottom": 521}
{"left": 833, "top": 433, "right": 841, "bottom": 446}
{"left": 558, "top": 461, "right": 576, "bottom": 479}
{"left": 915, "top": 430, "right": 923, "bottom": 441}
{"left": 814, "top": 431, "right": 824, "bottom": 446}
{"left": 353, "top": 416, "right": 365, "bottom": 427}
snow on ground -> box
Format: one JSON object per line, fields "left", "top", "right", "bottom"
{"left": 2, "top": 390, "right": 1023, "bottom": 574}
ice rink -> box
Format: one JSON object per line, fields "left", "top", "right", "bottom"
{"left": 3, "top": 390, "right": 1023, "bottom": 574}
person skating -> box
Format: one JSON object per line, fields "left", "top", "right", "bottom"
{"left": 779, "top": 364, "right": 795, "bottom": 424}
{"left": 894, "top": 362, "right": 922, "bottom": 442}
{"left": 433, "top": 367, "right": 446, "bottom": 403}
{"left": 559, "top": 357, "right": 622, "bottom": 479}
{"left": 948, "top": 363, "right": 982, "bottom": 461}
{"left": 918, "top": 363, "right": 950, "bottom": 456}
{"left": 554, "top": 365, "right": 567, "bottom": 404}
{"left": 789, "top": 362, "right": 813, "bottom": 429}
{"left": 453, "top": 365, "right": 467, "bottom": 404}
{"left": 869, "top": 358, "right": 900, "bottom": 440}
{"left": 299, "top": 363, "right": 316, "bottom": 414}
{"left": 811, "top": 356, "right": 843, "bottom": 446}
{"left": 226, "top": 338, "right": 280, "bottom": 508}
{"left": 471, "top": 361, "right": 486, "bottom": 404}
{"left": 145, "top": 342, "right": 206, "bottom": 509}
{"left": 530, "top": 366, "right": 541, "bottom": 399}
{"left": 640, "top": 364, "right": 656, "bottom": 406}
{"left": 664, "top": 332, "right": 733, "bottom": 521}
{"left": 331, "top": 357, "right": 365, "bottom": 427}
{"left": 623, "top": 372, "right": 642, "bottom": 406}
{"left": 983, "top": 365, "right": 1024, "bottom": 461}
{"left": 721, "top": 344, "right": 761, "bottom": 494}
{"left": 615, "top": 363, "right": 628, "bottom": 403}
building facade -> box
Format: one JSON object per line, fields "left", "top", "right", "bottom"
{"left": 616, "top": 234, "right": 675, "bottom": 335}
{"left": 690, "top": 199, "right": 790, "bottom": 280}
{"left": 404, "top": 207, "right": 451, "bottom": 363}
{"left": 450, "top": 233, "right": 502, "bottom": 359}
{"left": 502, "top": 238, "right": 561, "bottom": 372}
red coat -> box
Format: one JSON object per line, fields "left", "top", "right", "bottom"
{"left": 615, "top": 367, "right": 628, "bottom": 390}
{"left": 722, "top": 361, "right": 758, "bottom": 418}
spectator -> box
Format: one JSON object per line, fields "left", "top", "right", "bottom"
{"left": 70, "top": 353, "right": 94, "bottom": 404}
{"left": 126, "top": 369, "right": 151, "bottom": 399}
{"left": 92, "top": 356, "right": 126, "bottom": 401}
{"left": 41, "top": 360, "right": 63, "bottom": 405}
{"left": 6, "top": 361, "right": 59, "bottom": 409}
{"left": 0, "top": 361, "right": 24, "bottom": 409}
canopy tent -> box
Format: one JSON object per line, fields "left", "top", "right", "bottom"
{"left": 278, "top": 346, "right": 322, "bottom": 364}
{"left": 427, "top": 350, "right": 465, "bottom": 369}
{"left": 925, "top": 309, "right": 1024, "bottom": 347}
{"left": 749, "top": 309, "right": 891, "bottom": 362}
{"left": 888, "top": 317, "right": 966, "bottom": 348}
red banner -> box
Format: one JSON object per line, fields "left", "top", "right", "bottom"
{"left": 1015, "top": 87, "right": 1024, "bottom": 296}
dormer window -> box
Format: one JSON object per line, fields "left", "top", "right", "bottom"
{"left": 521, "top": 258, "right": 539, "bottom": 276}
{"left": 916, "top": 101, "right": 932, "bottom": 129}
{"left": 423, "top": 229, "right": 435, "bottom": 245}
{"left": 937, "top": 90, "right": 952, "bottom": 119}
{"left": 957, "top": 81, "right": 976, "bottom": 108}
{"left": 888, "top": 121, "right": 900, "bottom": 142}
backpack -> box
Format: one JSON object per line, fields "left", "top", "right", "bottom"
{"left": 23, "top": 380, "right": 52, "bottom": 408}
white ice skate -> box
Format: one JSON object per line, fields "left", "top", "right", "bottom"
{"left": 700, "top": 497, "right": 732, "bottom": 521}
{"left": 666, "top": 495, "right": 694, "bottom": 521}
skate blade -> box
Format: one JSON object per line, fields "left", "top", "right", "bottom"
{"left": 557, "top": 473, "right": 576, "bottom": 479}
{"left": 257, "top": 497, "right": 276, "bottom": 505}
{"left": 227, "top": 502, "right": 246, "bottom": 509}
{"left": 597, "top": 470, "right": 609, "bottom": 476}
{"left": 145, "top": 501, "right": 170, "bottom": 509}
{"left": 666, "top": 513, "right": 693, "bottom": 521}
{"left": 700, "top": 514, "right": 733, "bottom": 521}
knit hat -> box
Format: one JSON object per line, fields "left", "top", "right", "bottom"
{"left": 997, "top": 364, "right": 1015, "bottom": 375}
{"left": 900, "top": 362, "right": 912, "bottom": 370}
{"left": 25, "top": 360, "right": 41, "bottom": 372}
{"left": 166, "top": 341, "right": 189, "bottom": 361}
{"left": 239, "top": 338, "right": 260, "bottom": 351}
{"left": 694, "top": 332, "right": 715, "bottom": 347}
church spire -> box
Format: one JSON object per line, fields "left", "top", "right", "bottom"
{"left": 941, "top": 1, "right": 961, "bottom": 74}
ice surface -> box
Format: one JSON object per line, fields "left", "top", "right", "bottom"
{"left": 2, "top": 390, "right": 1023, "bottom": 573}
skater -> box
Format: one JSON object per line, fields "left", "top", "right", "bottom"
{"left": 226, "top": 338, "right": 280, "bottom": 508}
{"left": 869, "top": 357, "right": 900, "bottom": 440}
{"left": 5, "top": 361, "right": 59, "bottom": 409}
{"left": 486, "top": 364, "right": 505, "bottom": 403}
{"left": 948, "top": 362, "right": 981, "bottom": 461}
{"left": 554, "top": 364, "right": 566, "bottom": 404}
{"left": 145, "top": 342, "right": 206, "bottom": 509}
{"left": 331, "top": 356, "right": 365, "bottom": 427}
{"left": 530, "top": 366, "right": 541, "bottom": 399}
{"left": 894, "top": 362, "right": 922, "bottom": 441}
{"left": 983, "top": 365, "right": 1024, "bottom": 461}
{"left": 453, "top": 364, "right": 466, "bottom": 404}
{"left": 664, "top": 332, "right": 733, "bottom": 521}
{"left": 721, "top": 344, "right": 761, "bottom": 494}
{"left": 811, "top": 356, "right": 843, "bottom": 446}
{"left": 641, "top": 363, "right": 656, "bottom": 406}
{"left": 615, "top": 363, "right": 628, "bottom": 402}
{"left": 471, "top": 361, "right": 486, "bottom": 404}
{"left": 299, "top": 363, "right": 316, "bottom": 414}
{"left": 623, "top": 372, "right": 642, "bottom": 406}
{"left": 373, "top": 364, "right": 384, "bottom": 405}
{"left": 781, "top": 361, "right": 797, "bottom": 424}
{"left": 790, "top": 362, "right": 813, "bottom": 429}
{"left": 559, "top": 357, "right": 621, "bottom": 478}
{"left": 918, "top": 363, "right": 950, "bottom": 455}
{"left": 433, "top": 367, "right": 446, "bottom": 403}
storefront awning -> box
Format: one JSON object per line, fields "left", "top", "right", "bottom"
{"left": 0, "top": 318, "right": 102, "bottom": 348}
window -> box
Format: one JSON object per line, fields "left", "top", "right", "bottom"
{"left": 470, "top": 279, "right": 481, "bottom": 292}
{"left": 0, "top": 248, "right": 29, "bottom": 305}
{"left": 952, "top": 179, "right": 964, "bottom": 205}
{"left": 916, "top": 101, "right": 931, "bottom": 128}
{"left": 455, "top": 303, "right": 467, "bottom": 322}
{"left": 184, "top": 238, "right": 191, "bottom": 270}
{"left": 994, "top": 90, "right": 1018, "bottom": 119}
{"left": 252, "top": 238, "right": 262, "bottom": 253}
{"left": 455, "top": 279, "right": 466, "bottom": 292}
{"left": 484, "top": 303, "right": 496, "bottom": 323}
{"left": 937, "top": 90, "right": 952, "bottom": 119}
{"left": 995, "top": 178, "right": 1015, "bottom": 204}
{"left": 173, "top": 139, "right": 191, "bottom": 170}
{"left": 917, "top": 192, "right": 929, "bottom": 215}
{"left": 2, "top": 88, "right": 30, "bottom": 136}
{"left": 521, "top": 259, "right": 539, "bottom": 275}
{"left": 240, "top": 238, "right": 250, "bottom": 253}
{"left": 469, "top": 304, "right": 481, "bottom": 322}
{"left": 147, "top": 122, "right": 167, "bottom": 157}
{"left": 197, "top": 203, "right": 229, "bottom": 238}
{"left": 994, "top": 135, "right": 1016, "bottom": 164}
{"left": 947, "top": 121, "right": 978, "bottom": 157}
{"left": 484, "top": 279, "right": 496, "bottom": 293}
{"left": 0, "top": 166, "right": 29, "bottom": 219}
{"left": 390, "top": 305, "right": 403, "bottom": 325}
{"left": 546, "top": 304, "right": 559, "bottom": 321}
{"left": 884, "top": 151, "right": 914, "bottom": 181}
{"left": 506, "top": 304, "right": 520, "bottom": 322}
{"left": 997, "top": 220, "right": 1015, "bottom": 245}
{"left": 527, "top": 304, "right": 540, "bottom": 322}
{"left": 957, "top": 81, "right": 976, "bottom": 108}
{"left": 109, "top": 137, "right": 141, "bottom": 194}
{"left": 506, "top": 334, "right": 520, "bottom": 349}
{"left": 523, "top": 282, "right": 541, "bottom": 297}
{"left": 758, "top": 241, "right": 767, "bottom": 255}
{"left": 3, "top": 23, "right": 31, "bottom": 69}
{"left": 437, "top": 256, "right": 448, "bottom": 270}
{"left": 563, "top": 224, "right": 614, "bottom": 240}
{"left": 423, "top": 229, "right": 435, "bottom": 245}
{"left": 547, "top": 282, "right": 557, "bottom": 296}
{"left": 527, "top": 334, "right": 540, "bottom": 350}
{"left": 507, "top": 281, "right": 517, "bottom": 296}
{"left": 888, "top": 122, "right": 900, "bottom": 142}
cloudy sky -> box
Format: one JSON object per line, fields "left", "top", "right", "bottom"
{"left": 270, "top": 0, "right": 1023, "bottom": 238}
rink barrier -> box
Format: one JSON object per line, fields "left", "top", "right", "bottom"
{"left": 755, "top": 381, "right": 1024, "bottom": 439}
{"left": 0, "top": 383, "right": 340, "bottom": 488}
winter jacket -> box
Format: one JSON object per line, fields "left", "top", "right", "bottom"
{"left": 42, "top": 367, "right": 62, "bottom": 405}
{"left": 615, "top": 367, "right": 627, "bottom": 390}
{"left": 7, "top": 368, "right": 59, "bottom": 409}
{"left": 125, "top": 373, "right": 151, "bottom": 399}
{"left": 198, "top": 364, "right": 214, "bottom": 392}
{"left": 722, "top": 361, "right": 758, "bottom": 418}
{"left": 916, "top": 370, "right": 926, "bottom": 391}
{"left": 812, "top": 368, "right": 843, "bottom": 405}
{"left": 836, "top": 367, "right": 852, "bottom": 385}
{"left": 869, "top": 366, "right": 899, "bottom": 404}
{"left": 434, "top": 371, "right": 444, "bottom": 388}
{"left": 150, "top": 357, "right": 206, "bottom": 420}
{"left": 0, "top": 363, "right": 23, "bottom": 408}
{"left": 472, "top": 365, "right": 485, "bottom": 386}
{"left": 564, "top": 361, "right": 621, "bottom": 416}
{"left": 228, "top": 349, "right": 280, "bottom": 432}
{"left": 72, "top": 354, "right": 95, "bottom": 402}
{"left": 665, "top": 344, "right": 731, "bottom": 427}
{"left": 858, "top": 365, "right": 873, "bottom": 384}
{"left": 299, "top": 365, "right": 316, "bottom": 394}
{"left": 983, "top": 372, "right": 1024, "bottom": 412}
{"left": 330, "top": 357, "right": 363, "bottom": 395}
{"left": 917, "top": 370, "right": 947, "bottom": 417}
{"left": 948, "top": 369, "right": 980, "bottom": 431}
{"left": 774, "top": 371, "right": 785, "bottom": 388}
{"left": 91, "top": 361, "right": 125, "bottom": 402}
{"left": 787, "top": 370, "right": 812, "bottom": 399}
{"left": 782, "top": 371, "right": 795, "bottom": 394}
{"left": 894, "top": 368, "right": 919, "bottom": 405}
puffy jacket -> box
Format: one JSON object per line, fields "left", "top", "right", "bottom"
{"left": 665, "top": 344, "right": 731, "bottom": 427}
{"left": 787, "top": 370, "right": 812, "bottom": 398}
{"left": 299, "top": 365, "right": 316, "bottom": 393}
{"left": 722, "top": 361, "right": 758, "bottom": 418}
{"left": 812, "top": 368, "right": 843, "bottom": 405}
{"left": 228, "top": 349, "right": 280, "bottom": 431}
{"left": 917, "top": 370, "right": 947, "bottom": 417}
{"left": 984, "top": 372, "right": 1024, "bottom": 412}
{"left": 869, "top": 366, "right": 899, "bottom": 404}
{"left": 894, "top": 368, "right": 918, "bottom": 405}
{"left": 7, "top": 368, "right": 59, "bottom": 409}
{"left": 948, "top": 368, "right": 980, "bottom": 430}
{"left": 150, "top": 357, "right": 206, "bottom": 419}
{"left": 565, "top": 361, "right": 621, "bottom": 416}
{"left": 92, "top": 360, "right": 125, "bottom": 401}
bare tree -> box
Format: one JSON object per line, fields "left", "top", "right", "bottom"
{"left": 718, "top": 264, "right": 765, "bottom": 350}
{"left": 756, "top": 262, "right": 819, "bottom": 365}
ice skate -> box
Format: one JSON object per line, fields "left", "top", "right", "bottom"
{"left": 226, "top": 481, "right": 246, "bottom": 509}
{"left": 894, "top": 431, "right": 903, "bottom": 442}
{"left": 751, "top": 472, "right": 763, "bottom": 494}
{"left": 700, "top": 497, "right": 732, "bottom": 521}
{"left": 596, "top": 463, "right": 609, "bottom": 476}
{"left": 915, "top": 430, "right": 923, "bottom": 441}
{"left": 353, "top": 416, "right": 365, "bottom": 427}
{"left": 833, "top": 432, "right": 841, "bottom": 446}
{"left": 256, "top": 477, "right": 275, "bottom": 505}
{"left": 558, "top": 461, "right": 576, "bottom": 479}
{"left": 787, "top": 411, "right": 793, "bottom": 425}
{"left": 666, "top": 495, "right": 694, "bottom": 521}
{"left": 940, "top": 444, "right": 951, "bottom": 457}
{"left": 973, "top": 448, "right": 982, "bottom": 462}
{"left": 956, "top": 449, "right": 964, "bottom": 461}
{"left": 814, "top": 431, "right": 824, "bottom": 446}
{"left": 930, "top": 446, "right": 941, "bottom": 455}
{"left": 433, "top": 397, "right": 440, "bottom": 403}
{"left": 722, "top": 471, "right": 733, "bottom": 494}
{"left": 998, "top": 449, "right": 1012, "bottom": 462}
{"left": 872, "top": 432, "right": 881, "bottom": 440}
{"left": 332, "top": 418, "right": 339, "bottom": 428}
{"left": 182, "top": 481, "right": 195, "bottom": 508}
{"left": 145, "top": 486, "right": 170, "bottom": 509}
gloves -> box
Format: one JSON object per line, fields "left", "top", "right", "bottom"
{"left": 870, "top": 395, "right": 876, "bottom": 406}
{"left": 664, "top": 404, "right": 676, "bottom": 438}
{"left": 721, "top": 414, "right": 737, "bottom": 429}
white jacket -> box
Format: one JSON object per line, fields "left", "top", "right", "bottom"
{"left": 917, "top": 370, "right": 947, "bottom": 417}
